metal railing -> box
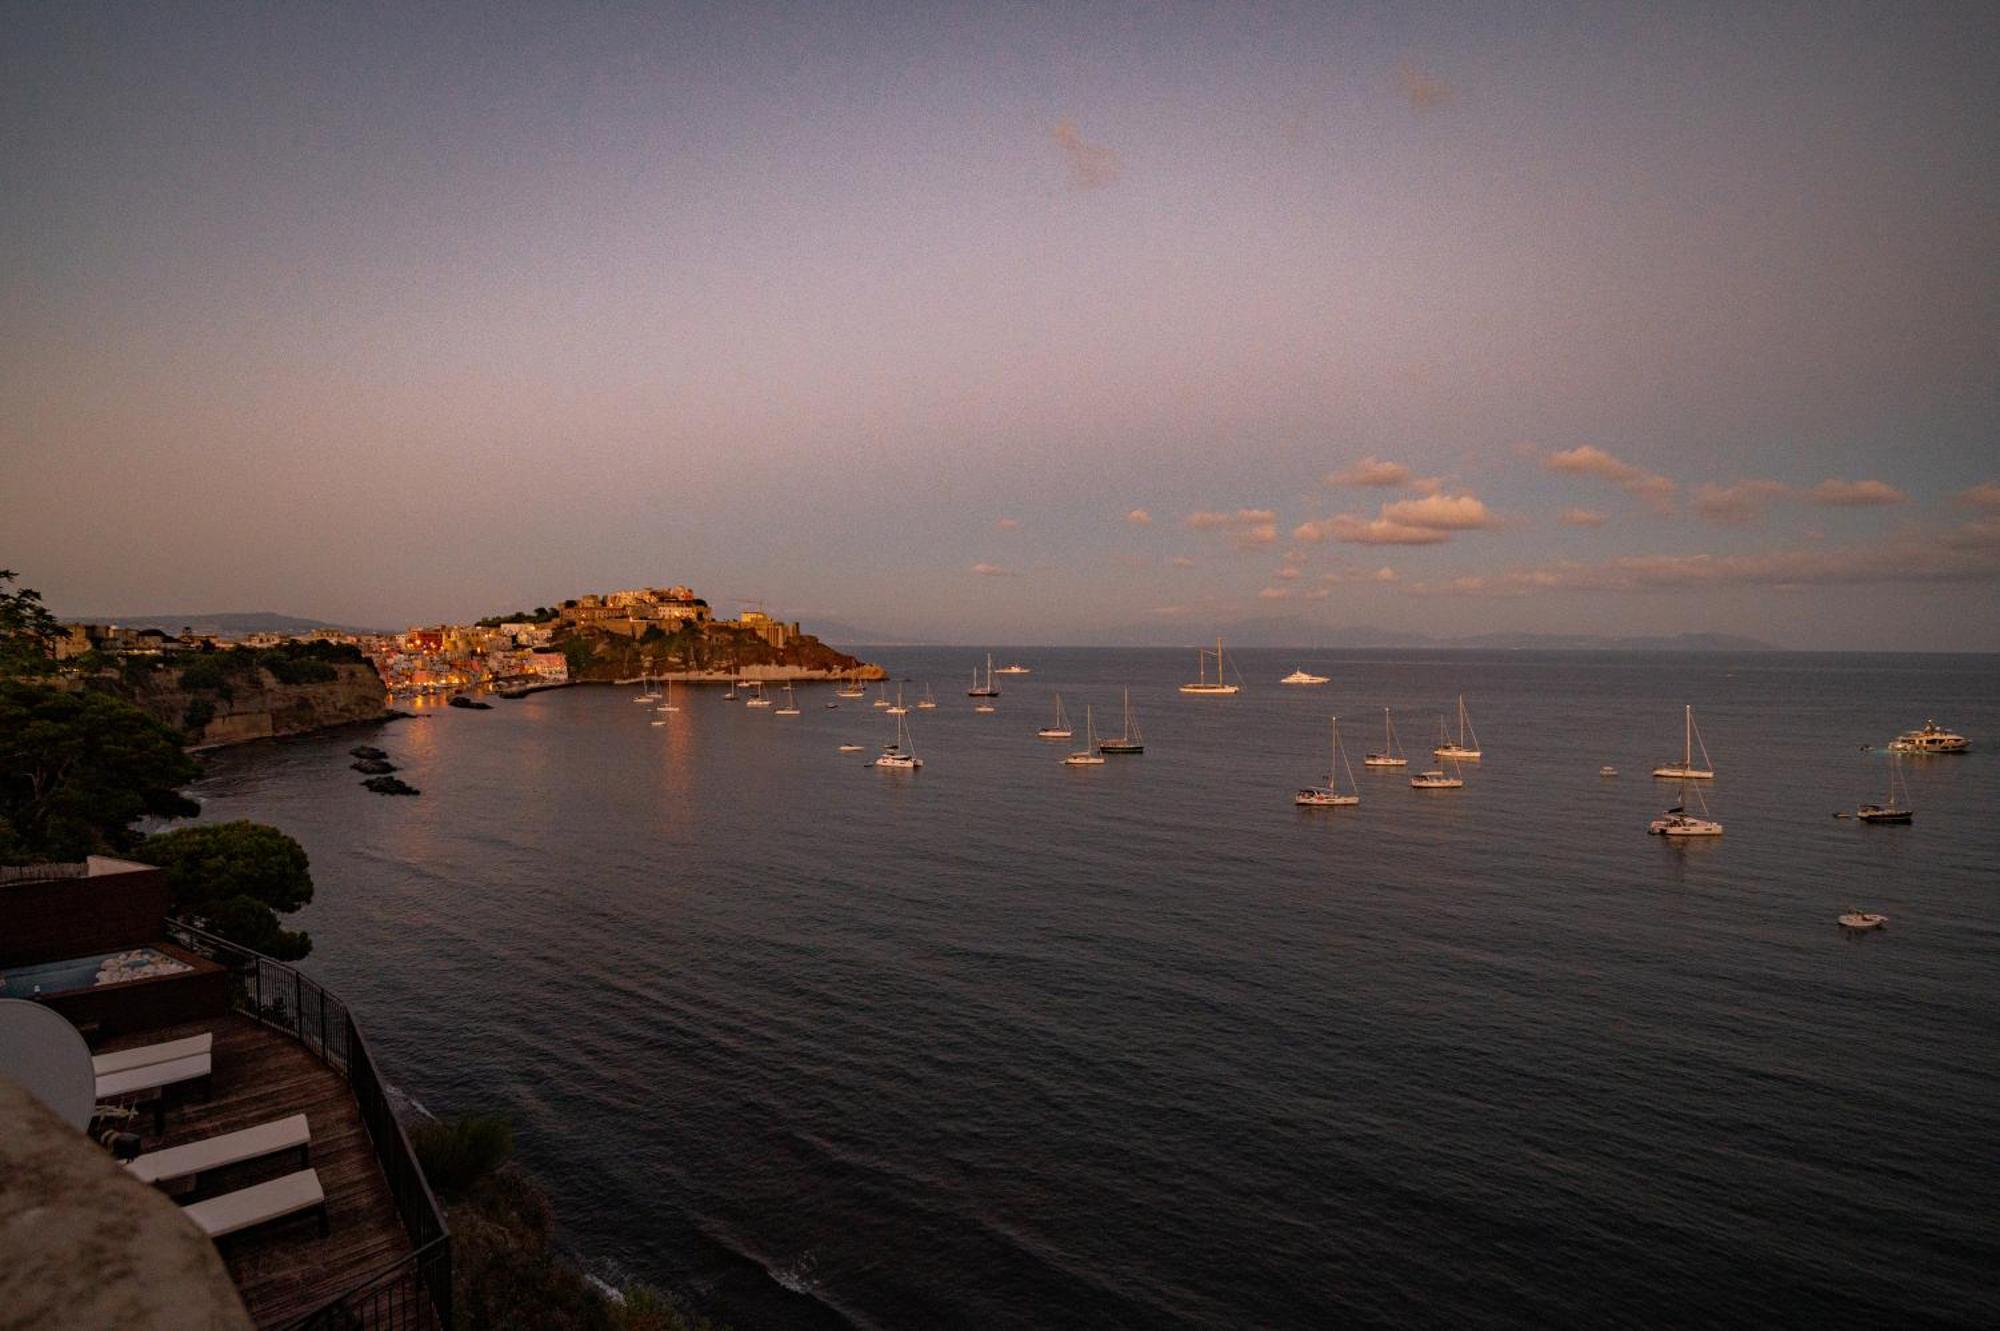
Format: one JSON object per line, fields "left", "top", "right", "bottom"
{"left": 0, "top": 861, "right": 89, "bottom": 883}
{"left": 164, "top": 920, "right": 453, "bottom": 1330}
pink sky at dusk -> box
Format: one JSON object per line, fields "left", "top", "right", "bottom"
{"left": 3, "top": 3, "right": 1995, "bottom": 647}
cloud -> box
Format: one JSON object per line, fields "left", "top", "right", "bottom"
{"left": 1377, "top": 492, "right": 1497, "bottom": 531}
{"left": 1940, "top": 517, "right": 2000, "bottom": 550}
{"left": 1562, "top": 508, "right": 1608, "bottom": 528}
{"left": 1411, "top": 533, "right": 2000, "bottom": 597}
{"left": 969, "top": 562, "right": 1013, "bottom": 577}
{"left": 1169, "top": 555, "right": 1196, "bottom": 568}
{"left": 1399, "top": 62, "right": 1450, "bottom": 112}
{"left": 1543, "top": 446, "right": 1678, "bottom": 513}
{"left": 1956, "top": 482, "right": 2000, "bottom": 512}
{"left": 1050, "top": 118, "right": 1122, "bottom": 189}
{"left": 1275, "top": 565, "right": 1301, "bottom": 580}
{"left": 1257, "top": 586, "right": 1293, "bottom": 600}
{"left": 1149, "top": 604, "right": 1191, "bottom": 617}
{"left": 1296, "top": 515, "right": 1452, "bottom": 546}
{"left": 1692, "top": 480, "right": 1791, "bottom": 524}
{"left": 1185, "top": 508, "right": 1278, "bottom": 548}
{"left": 1320, "top": 566, "right": 1401, "bottom": 585}
{"left": 1808, "top": 478, "right": 1907, "bottom": 507}
{"left": 993, "top": 517, "right": 1020, "bottom": 531}
{"left": 1326, "top": 456, "right": 1410, "bottom": 488}
{"left": 1125, "top": 508, "right": 1153, "bottom": 526}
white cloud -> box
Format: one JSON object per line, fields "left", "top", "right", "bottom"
{"left": 1126, "top": 508, "right": 1153, "bottom": 526}
{"left": 1956, "top": 482, "right": 2000, "bottom": 512}
{"left": 1543, "top": 445, "right": 1678, "bottom": 513}
{"left": 970, "top": 562, "right": 1013, "bottom": 577}
{"left": 1293, "top": 490, "right": 1494, "bottom": 546}
{"left": 1692, "top": 480, "right": 1791, "bottom": 524}
{"left": 1257, "top": 586, "right": 1293, "bottom": 600}
{"left": 1275, "top": 566, "right": 1301, "bottom": 580}
{"left": 1808, "top": 478, "right": 1907, "bottom": 507}
{"left": 993, "top": 517, "right": 1020, "bottom": 531}
{"left": 1185, "top": 508, "right": 1278, "bottom": 548}
{"left": 1169, "top": 555, "right": 1196, "bottom": 568}
{"left": 1376, "top": 492, "right": 1497, "bottom": 531}
{"left": 1325, "top": 456, "right": 1411, "bottom": 488}
{"left": 1562, "top": 508, "right": 1608, "bottom": 528}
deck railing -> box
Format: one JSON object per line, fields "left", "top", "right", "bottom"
{"left": 164, "top": 920, "right": 453, "bottom": 1330}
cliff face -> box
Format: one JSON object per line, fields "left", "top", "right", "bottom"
{"left": 560, "top": 625, "right": 882, "bottom": 683}
{"left": 118, "top": 661, "right": 389, "bottom": 746}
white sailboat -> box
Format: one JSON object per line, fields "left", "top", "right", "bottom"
{"left": 1855, "top": 755, "right": 1914, "bottom": 823}
{"left": 871, "top": 711, "right": 922, "bottom": 768}
{"left": 886, "top": 685, "right": 909, "bottom": 716}
{"left": 836, "top": 672, "right": 866, "bottom": 699}
{"left": 1650, "top": 782, "right": 1722, "bottom": 836}
{"left": 1652, "top": 705, "right": 1715, "bottom": 779}
{"left": 1179, "top": 636, "right": 1240, "bottom": 695}
{"left": 872, "top": 681, "right": 891, "bottom": 709}
{"left": 1064, "top": 706, "right": 1107, "bottom": 765}
{"left": 745, "top": 681, "right": 773, "bottom": 708}
{"left": 1296, "top": 716, "right": 1360, "bottom": 806}
{"left": 916, "top": 683, "right": 937, "bottom": 710}
{"left": 1410, "top": 753, "right": 1464, "bottom": 790}
{"left": 1363, "top": 707, "right": 1407, "bottom": 767}
{"left": 775, "top": 683, "right": 800, "bottom": 716}
{"left": 967, "top": 653, "right": 1001, "bottom": 697}
{"left": 1037, "top": 693, "right": 1073, "bottom": 739}
{"left": 1099, "top": 688, "right": 1144, "bottom": 754}
{"left": 1432, "top": 694, "right": 1480, "bottom": 760}
{"left": 655, "top": 678, "right": 679, "bottom": 713}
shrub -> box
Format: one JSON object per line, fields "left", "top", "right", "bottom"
{"left": 411, "top": 1115, "right": 515, "bottom": 1199}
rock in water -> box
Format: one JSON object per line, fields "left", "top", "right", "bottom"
{"left": 351, "top": 758, "right": 397, "bottom": 774}
{"left": 350, "top": 745, "right": 388, "bottom": 759}
{"left": 362, "top": 775, "right": 420, "bottom": 796}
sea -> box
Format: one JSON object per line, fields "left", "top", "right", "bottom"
{"left": 183, "top": 648, "right": 2000, "bottom": 1329}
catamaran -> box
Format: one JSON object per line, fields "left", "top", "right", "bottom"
{"left": 1065, "top": 706, "right": 1107, "bottom": 765}
{"left": 1363, "top": 707, "right": 1407, "bottom": 767}
{"left": 1855, "top": 755, "right": 1914, "bottom": 823}
{"left": 967, "top": 654, "right": 1001, "bottom": 697}
{"left": 916, "top": 683, "right": 937, "bottom": 710}
{"left": 1432, "top": 694, "right": 1480, "bottom": 760}
{"left": 1296, "top": 716, "right": 1360, "bottom": 806}
{"left": 1180, "top": 636, "right": 1240, "bottom": 695}
{"left": 1038, "top": 693, "right": 1073, "bottom": 739}
{"left": 872, "top": 712, "right": 922, "bottom": 768}
{"left": 1650, "top": 783, "right": 1722, "bottom": 836}
{"left": 1280, "top": 668, "right": 1329, "bottom": 686}
{"left": 886, "top": 685, "right": 909, "bottom": 716}
{"left": 775, "top": 683, "right": 800, "bottom": 716}
{"left": 1099, "top": 688, "right": 1144, "bottom": 754}
{"left": 1652, "top": 705, "right": 1715, "bottom": 779}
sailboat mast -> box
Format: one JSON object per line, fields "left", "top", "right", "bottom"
{"left": 1684, "top": 704, "right": 1693, "bottom": 767}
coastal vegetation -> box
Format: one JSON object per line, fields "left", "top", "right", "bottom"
{"left": 0, "top": 569, "right": 62, "bottom": 676}
{"left": 477, "top": 606, "right": 562, "bottom": 627}
{"left": 413, "top": 1114, "right": 726, "bottom": 1331}
{"left": 0, "top": 678, "right": 200, "bottom": 860}
{"left": 138, "top": 820, "right": 317, "bottom": 961}
{"left": 554, "top": 620, "right": 868, "bottom": 682}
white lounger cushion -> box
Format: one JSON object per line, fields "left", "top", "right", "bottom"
{"left": 182, "top": 1169, "right": 325, "bottom": 1239}
{"left": 92, "top": 1032, "right": 213, "bottom": 1078}
{"left": 95, "top": 1051, "right": 211, "bottom": 1100}
{"left": 126, "top": 1113, "right": 310, "bottom": 1185}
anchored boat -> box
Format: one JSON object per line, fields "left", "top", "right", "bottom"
{"left": 1652, "top": 705, "right": 1715, "bottom": 779}
{"left": 1296, "top": 716, "right": 1360, "bottom": 806}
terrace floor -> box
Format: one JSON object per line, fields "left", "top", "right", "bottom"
{"left": 97, "top": 1011, "right": 414, "bottom": 1327}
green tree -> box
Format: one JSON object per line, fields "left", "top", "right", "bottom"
{"left": 137, "top": 820, "right": 315, "bottom": 960}
{"left": 0, "top": 570, "right": 63, "bottom": 676}
{"left": 0, "top": 680, "right": 199, "bottom": 858}
{"left": 560, "top": 634, "right": 598, "bottom": 676}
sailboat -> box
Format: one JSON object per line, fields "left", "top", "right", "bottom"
{"left": 872, "top": 681, "right": 891, "bottom": 709}
{"left": 1650, "top": 783, "right": 1722, "bottom": 836}
{"left": 1409, "top": 752, "right": 1465, "bottom": 790}
{"left": 1363, "top": 707, "right": 1407, "bottom": 767}
{"left": 1064, "top": 706, "right": 1107, "bottom": 765}
{"left": 775, "top": 683, "right": 800, "bottom": 716}
{"left": 836, "top": 672, "right": 866, "bottom": 699}
{"left": 1855, "top": 755, "right": 1914, "bottom": 823}
{"left": 1099, "top": 688, "right": 1144, "bottom": 754}
{"left": 967, "top": 653, "right": 1001, "bottom": 697}
{"left": 1296, "top": 716, "right": 1360, "bottom": 806}
{"left": 886, "top": 685, "right": 908, "bottom": 716}
{"left": 1037, "top": 693, "right": 1073, "bottom": 739}
{"left": 1652, "top": 705, "right": 1715, "bottom": 779}
{"left": 916, "top": 683, "right": 937, "bottom": 710}
{"left": 655, "top": 678, "right": 679, "bottom": 713}
{"left": 871, "top": 711, "right": 922, "bottom": 768}
{"left": 632, "top": 663, "right": 658, "bottom": 703}
{"left": 723, "top": 678, "right": 739, "bottom": 701}
{"left": 1432, "top": 695, "right": 1480, "bottom": 760}
{"left": 1179, "top": 636, "right": 1240, "bottom": 695}
{"left": 745, "top": 681, "right": 773, "bottom": 708}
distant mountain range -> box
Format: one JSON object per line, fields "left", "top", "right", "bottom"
{"left": 64, "top": 611, "right": 387, "bottom": 637}
{"left": 1071, "top": 617, "right": 1777, "bottom": 652}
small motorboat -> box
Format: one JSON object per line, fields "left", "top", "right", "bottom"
{"left": 1599, "top": 765, "right": 1618, "bottom": 777}
{"left": 974, "top": 702, "right": 996, "bottom": 714}
{"left": 1837, "top": 911, "right": 1888, "bottom": 930}
{"left": 838, "top": 744, "right": 864, "bottom": 752}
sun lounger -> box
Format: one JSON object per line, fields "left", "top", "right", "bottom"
{"left": 126, "top": 1113, "right": 311, "bottom": 1186}
{"left": 95, "top": 1051, "right": 213, "bottom": 1131}
{"left": 181, "top": 1168, "right": 327, "bottom": 1240}
{"left": 91, "top": 1032, "right": 213, "bottom": 1078}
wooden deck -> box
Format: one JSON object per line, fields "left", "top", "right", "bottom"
{"left": 97, "top": 1012, "right": 415, "bottom": 1327}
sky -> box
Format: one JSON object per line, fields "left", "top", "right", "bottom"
{"left": 3, "top": 1, "right": 1996, "bottom": 648}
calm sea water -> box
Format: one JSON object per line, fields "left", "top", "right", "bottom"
{"left": 186, "top": 649, "right": 2000, "bottom": 1329}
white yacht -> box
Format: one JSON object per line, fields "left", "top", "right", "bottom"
{"left": 1652, "top": 705, "right": 1715, "bottom": 779}
{"left": 1888, "top": 721, "right": 1968, "bottom": 754}
{"left": 1296, "top": 716, "right": 1360, "bottom": 806}
{"left": 1363, "top": 707, "right": 1407, "bottom": 768}
{"left": 745, "top": 682, "right": 773, "bottom": 709}
{"left": 1649, "top": 784, "right": 1722, "bottom": 836}
{"left": 1280, "top": 669, "right": 1329, "bottom": 686}
{"left": 774, "top": 683, "right": 800, "bottom": 716}
{"left": 835, "top": 672, "right": 867, "bottom": 699}
{"left": 997, "top": 663, "right": 1031, "bottom": 675}
{"left": 1179, "top": 636, "right": 1240, "bottom": 695}
{"left": 1432, "top": 694, "right": 1480, "bottom": 760}
{"left": 1064, "top": 706, "right": 1107, "bottom": 765}
{"left": 872, "top": 712, "right": 922, "bottom": 768}
{"left": 916, "top": 684, "right": 937, "bottom": 710}
{"left": 885, "top": 685, "right": 908, "bottom": 716}
{"left": 1410, "top": 755, "right": 1465, "bottom": 790}
{"left": 1038, "top": 693, "right": 1073, "bottom": 739}
{"left": 838, "top": 743, "right": 864, "bottom": 753}
{"left": 872, "top": 681, "right": 892, "bottom": 709}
